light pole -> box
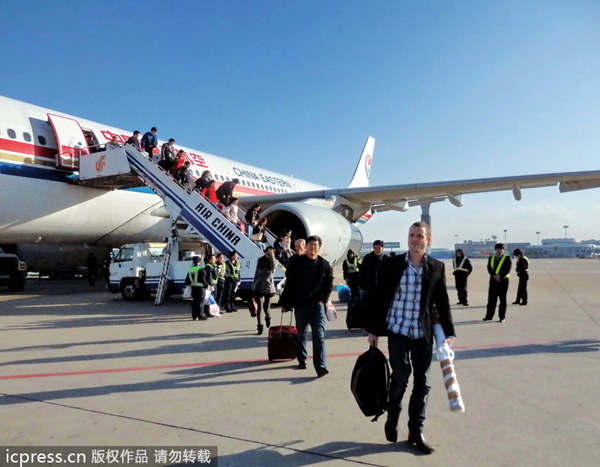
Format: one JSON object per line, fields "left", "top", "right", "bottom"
{"left": 563, "top": 225, "right": 569, "bottom": 238}
{"left": 503, "top": 229, "right": 507, "bottom": 246}
{"left": 454, "top": 234, "right": 458, "bottom": 246}
{"left": 536, "top": 231, "right": 540, "bottom": 245}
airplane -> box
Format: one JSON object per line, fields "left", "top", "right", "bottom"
{"left": 2, "top": 94, "right": 600, "bottom": 273}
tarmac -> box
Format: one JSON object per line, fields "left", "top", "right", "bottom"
{"left": 1, "top": 258, "right": 600, "bottom": 467}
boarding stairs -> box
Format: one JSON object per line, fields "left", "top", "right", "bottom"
{"left": 154, "top": 229, "right": 177, "bottom": 306}
{"left": 78, "top": 145, "right": 284, "bottom": 303}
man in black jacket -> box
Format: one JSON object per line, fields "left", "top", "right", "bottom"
{"left": 359, "top": 240, "right": 386, "bottom": 301}
{"left": 280, "top": 235, "right": 333, "bottom": 378}
{"left": 364, "top": 222, "right": 455, "bottom": 455}
{"left": 140, "top": 127, "right": 157, "bottom": 159}
{"left": 216, "top": 178, "right": 239, "bottom": 206}
{"left": 512, "top": 248, "right": 529, "bottom": 306}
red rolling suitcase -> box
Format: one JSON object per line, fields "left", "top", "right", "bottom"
{"left": 268, "top": 311, "right": 297, "bottom": 361}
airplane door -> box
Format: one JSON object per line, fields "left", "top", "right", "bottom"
{"left": 47, "top": 113, "right": 90, "bottom": 170}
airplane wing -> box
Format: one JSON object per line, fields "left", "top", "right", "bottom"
{"left": 239, "top": 170, "right": 600, "bottom": 216}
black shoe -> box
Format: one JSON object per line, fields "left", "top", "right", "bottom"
{"left": 456, "top": 302, "right": 463, "bottom": 305}
{"left": 298, "top": 361, "right": 307, "bottom": 370}
{"left": 520, "top": 303, "right": 527, "bottom": 306}
{"left": 463, "top": 302, "right": 469, "bottom": 306}
{"left": 225, "top": 309, "right": 233, "bottom": 313}
{"left": 232, "top": 307, "right": 238, "bottom": 311}
{"left": 198, "top": 315, "right": 207, "bottom": 321}
{"left": 192, "top": 317, "right": 197, "bottom": 321}
{"left": 499, "top": 319, "right": 506, "bottom": 323}
{"left": 316, "top": 368, "right": 329, "bottom": 378}
{"left": 384, "top": 415, "right": 399, "bottom": 443}
{"left": 407, "top": 432, "right": 435, "bottom": 454}
{"left": 512, "top": 301, "right": 520, "bottom": 305}
{"left": 265, "top": 316, "right": 271, "bottom": 328}
{"left": 257, "top": 324, "right": 263, "bottom": 336}
{"left": 483, "top": 317, "right": 493, "bottom": 321}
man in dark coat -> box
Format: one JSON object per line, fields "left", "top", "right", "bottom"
{"left": 126, "top": 131, "right": 141, "bottom": 150}
{"left": 512, "top": 248, "right": 529, "bottom": 306}
{"left": 140, "top": 127, "right": 158, "bottom": 159}
{"left": 364, "top": 222, "right": 455, "bottom": 455}
{"left": 280, "top": 235, "right": 334, "bottom": 378}
{"left": 359, "top": 240, "right": 386, "bottom": 301}
{"left": 216, "top": 178, "right": 239, "bottom": 206}
{"left": 86, "top": 253, "right": 99, "bottom": 286}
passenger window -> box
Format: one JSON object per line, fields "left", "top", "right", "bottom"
{"left": 23, "top": 132, "right": 32, "bottom": 142}
{"left": 7, "top": 129, "right": 16, "bottom": 139}
{"left": 38, "top": 135, "right": 47, "bottom": 145}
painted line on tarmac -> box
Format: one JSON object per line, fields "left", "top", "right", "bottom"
{"left": 0, "top": 341, "right": 530, "bottom": 381}
{"left": 0, "top": 393, "right": 388, "bottom": 467}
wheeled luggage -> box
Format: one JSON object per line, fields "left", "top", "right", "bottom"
{"left": 268, "top": 311, "right": 297, "bottom": 361}
{"left": 346, "top": 299, "right": 364, "bottom": 330}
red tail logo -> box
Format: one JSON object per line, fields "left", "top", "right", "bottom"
{"left": 95, "top": 155, "right": 106, "bottom": 173}
{"left": 365, "top": 154, "right": 372, "bottom": 178}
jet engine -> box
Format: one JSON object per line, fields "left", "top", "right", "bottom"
{"left": 262, "top": 202, "right": 363, "bottom": 265}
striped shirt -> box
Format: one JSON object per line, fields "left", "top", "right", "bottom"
{"left": 387, "top": 253, "right": 425, "bottom": 339}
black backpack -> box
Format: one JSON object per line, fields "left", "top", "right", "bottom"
{"left": 350, "top": 346, "right": 390, "bottom": 421}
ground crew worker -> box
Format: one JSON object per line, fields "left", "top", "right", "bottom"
{"left": 343, "top": 249, "right": 360, "bottom": 301}
{"left": 215, "top": 253, "right": 227, "bottom": 307}
{"left": 222, "top": 251, "right": 241, "bottom": 313}
{"left": 483, "top": 243, "right": 512, "bottom": 323}
{"left": 452, "top": 248, "right": 473, "bottom": 306}
{"left": 186, "top": 256, "right": 207, "bottom": 321}
{"left": 359, "top": 240, "right": 386, "bottom": 302}
{"left": 86, "top": 253, "right": 99, "bottom": 286}
{"left": 204, "top": 254, "right": 219, "bottom": 316}
{"left": 512, "top": 249, "right": 529, "bottom": 305}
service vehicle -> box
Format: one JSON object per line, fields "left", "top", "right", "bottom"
{"left": 0, "top": 247, "right": 27, "bottom": 291}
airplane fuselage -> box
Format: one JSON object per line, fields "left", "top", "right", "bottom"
{"left": 0, "top": 96, "right": 325, "bottom": 251}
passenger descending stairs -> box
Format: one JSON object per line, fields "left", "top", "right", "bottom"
{"left": 118, "top": 145, "right": 284, "bottom": 302}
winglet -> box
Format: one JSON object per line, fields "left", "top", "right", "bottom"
{"left": 347, "top": 136, "right": 375, "bottom": 188}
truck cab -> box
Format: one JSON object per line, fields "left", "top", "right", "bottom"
{"left": 0, "top": 247, "right": 28, "bottom": 291}
{"left": 108, "top": 242, "right": 198, "bottom": 301}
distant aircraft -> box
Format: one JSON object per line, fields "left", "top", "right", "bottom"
{"left": 1, "top": 95, "right": 600, "bottom": 272}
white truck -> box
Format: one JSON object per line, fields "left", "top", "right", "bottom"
{"left": 108, "top": 242, "right": 201, "bottom": 301}
{"left": 0, "top": 247, "right": 28, "bottom": 291}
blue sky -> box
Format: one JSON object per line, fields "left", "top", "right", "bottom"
{"left": 2, "top": 1, "right": 600, "bottom": 248}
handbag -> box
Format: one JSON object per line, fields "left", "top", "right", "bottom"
{"left": 248, "top": 297, "right": 258, "bottom": 317}
{"left": 182, "top": 285, "right": 192, "bottom": 299}
{"left": 325, "top": 301, "right": 338, "bottom": 321}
